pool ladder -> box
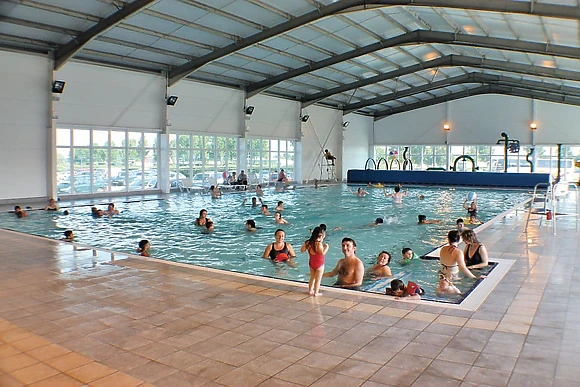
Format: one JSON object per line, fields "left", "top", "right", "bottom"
{"left": 525, "top": 182, "right": 579, "bottom": 235}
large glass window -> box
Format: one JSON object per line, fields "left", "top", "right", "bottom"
{"left": 374, "top": 144, "right": 580, "bottom": 182}
{"left": 169, "top": 133, "right": 238, "bottom": 186}
{"left": 56, "top": 127, "right": 159, "bottom": 195}
{"left": 247, "top": 138, "right": 296, "bottom": 182}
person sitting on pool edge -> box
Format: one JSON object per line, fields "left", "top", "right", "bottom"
{"left": 137, "top": 239, "right": 150, "bottom": 257}
{"left": 323, "top": 237, "right": 364, "bottom": 290}
{"left": 263, "top": 229, "right": 296, "bottom": 263}
{"left": 417, "top": 214, "right": 442, "bottom": 225}
{"left": 368, "top": 251, "right": 392, "bottom": 278}
{"left": 385, "top": 279, "right": 424, "bottom": 300}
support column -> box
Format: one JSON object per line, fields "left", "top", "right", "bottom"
{"left": 295, "top": 141, "right": 302, "bottom": 183}
{"left": 159, "top": 72, "right": 170, "bottom": 194}
{"left": 47, "top": 58, "right": 57, "bottom": 200}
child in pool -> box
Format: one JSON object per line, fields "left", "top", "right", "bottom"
{"left": 61, "top": 230, "right": 74, "bottom": 242}
{"left": 137, "top": 240, "right": 151, "bottom": 257}
{"left": 385, "top": 279, "right": 424, "bottom": 300}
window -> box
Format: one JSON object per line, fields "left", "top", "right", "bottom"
{"left": 247, "top": 138, "right": 296, "bottom": 182}
{"left": 56, "top": 127, "right": 159, "bottom": 195}
{"left": 169, "top": 133, "right": 238, "bottom": 186}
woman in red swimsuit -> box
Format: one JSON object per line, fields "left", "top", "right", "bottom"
{"left": 300, "top": 227, "right": 329, "bottom": 296}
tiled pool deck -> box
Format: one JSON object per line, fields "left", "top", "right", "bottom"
{"left": 0, "top": 204, "right": 579, "bottom": 386}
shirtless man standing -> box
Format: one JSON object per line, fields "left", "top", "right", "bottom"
{"left": 323, "top": 237, "right": 364, "bottom": 289}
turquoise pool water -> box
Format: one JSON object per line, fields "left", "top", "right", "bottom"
{"left": 0, "top": 185, "right": 529, "bottom": 302}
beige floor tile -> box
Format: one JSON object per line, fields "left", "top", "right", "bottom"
{"left": 465, "top": 319, "right": 499, "bottom": 330}
{"left": 45, "top": 352, "right": 93, "bottom": 372}
{"left": 434, "top": 315, "right": 468, "bottom": 326}
{"left": 27, "top": 343, "right": 71, "bottom": 361}
{"left": 89, "top": 371, "right": 144, "bottom": 387}
{"left": 10, "top": 335, "right": 52, "bottom": 352}
{"left": 407, "top": 311, "right": 438, "bottom": 322}
{"left": 0, "top": 374, "right": 25, "bottom": 387}
{"left": 10, "top": 362, "right": 60, "bottom": 385}
{"left": 28, "top": 373, "right": 85, "bottom": 387}
{"left": 0, "top": 344, "right": 21, "bottom": 359}
{"left": 66, "top": 361, "right": 116, "bottom": 383}
{"left": 377, "top": 307, "right": 409, "bottom": 318}
{"left": 0, "top": 352, "right": 39, "bottom": 372}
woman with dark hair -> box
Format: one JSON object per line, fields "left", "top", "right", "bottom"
{"left": 461, "top": 229, "right": 489, "bottom": 269}
{"left": 263, "top": 229, "right": 296, "bottom": 263}
{"left": 368, "top": 251, "right": 392, "bottom": 278}
{"left": 437, "top": 230, "right": 478, "bottom": 295}
{"left": 300, "top": 227, "right": 329, "bottom": 296}
{"left": 195, "top": 209, "right": 210, "bottom": 226}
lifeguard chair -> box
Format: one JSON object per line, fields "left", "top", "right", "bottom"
{"left": 324, "top": 157, "right": 336, "bottom": 180}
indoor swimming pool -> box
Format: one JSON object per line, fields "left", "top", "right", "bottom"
{"left": 0, "top": 185, "right": 529, "bottom": 303}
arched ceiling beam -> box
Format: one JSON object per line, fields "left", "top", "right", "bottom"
{"left": 54, "top": 0, "right": 157, "bottom": 70}
{"left": 246, "top": 30, "right": 579, "bottom": 97}
{"left": 344, "top": 73, "right": 580, "bottom": 114}
{"left": 302, "top": 55, "right": 580, "bottom": 107}
{"left": 167, "top": 0, "right": 579, "bottom": 86}
{"left": 373, "top": 85, "right": 580, "bottom": 120}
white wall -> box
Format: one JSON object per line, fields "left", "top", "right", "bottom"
{"left": 374, "top": 103, "right": 447, "bottom": 145}
{"left": 56, "top": 62, "right": 165, "bottom": 130}
{"left": 246, "top": 94, "right": 301, "bottom": 139}
{"left": 342, "top": 113, "right": 374, "bottom": 179}
{"left": 300, "top": 105, "right": 343, "bottom": 181}
{"left": 169, "top": 81, "right": 244, "bottom": 135}
{"left": 0, "top": 51, "right": 50, "bottom": 201}
{"left": 374, "top": 95, "right": 580, "bottom": 146}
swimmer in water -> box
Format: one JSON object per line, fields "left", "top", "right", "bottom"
{"left": 256, "top": 184, "right": 264, "bottom": 197}
{"left": 348, "top": 187, "right": 368, "bottom": 197}
{"left": 417, "top": 214, "right": 442, "bottom": 224}
{"left": 274, "top": 211, "right": 289, "bottom": 224}
{"left": 383, "top": 186, "right": 407, "bottom": 203}
{"left": 44, "top": 198, "right": 59, "bottom": 211}
{"left": 137, "top": 239, "right": 151, "bottom": 257}
{"left": 61, "top": 230, "right": 74, "bottom": 242}
{"left": 368, "top": 251, "right": 392, "bottom": 278}
{"left": 245, "top": 219, "right": 259, "bottom": 232}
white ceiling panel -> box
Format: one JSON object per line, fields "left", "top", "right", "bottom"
{"left": 1, "top": 0, "right": 578, "bottom": 116}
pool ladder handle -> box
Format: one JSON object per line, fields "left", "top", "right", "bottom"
{"left": 525, "top": 182, "right": 579, "bottom": 235}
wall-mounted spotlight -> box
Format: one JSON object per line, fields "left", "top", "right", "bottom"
{"left": 244, "top": 106, "right": 255, "bottom": 115}
{"left": 530, "top": 123, "right": 537, "bottom": 130}
{"left": 342, "top": 121, "right": 350, "bottom": 128}
{"left": 301, "top": 115, "right": 310, "bottom": 123}
{"left": 166, "top": 95, "right": 178, "bottom": 106}
{"left": 443, "top": 124, "right": 451, "bottom": 131}
{"left": 51, "top": 80, "right": 66, "bottom": 94}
